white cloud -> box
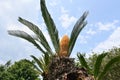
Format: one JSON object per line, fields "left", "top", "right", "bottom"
{"left": 77, "top": 27, "right": 96, "bottom": 44}
{"left": 0, "top": 0, "right": 39, "bottom": 21}
{"left": 61, "top": 7, "right": 68, "bottom": 13}
{"left": 79, "top": 35, "right": 89, "bottom": 44}
{"left": 86, "top": 28, "right": 96, "bottom": 35}
{"left": 59, "top": 14, "right": 77, "bottom": 28}
{"left": 49, "top": 0, "right": 60, "bottom": 7}
{"left": 59, "top": 7, "right": 77, "bottom": 28}
{"left": 93, "top": 27, "right": 120, "bottom": 52}
{"left": 96, "top": 20, "right": 119, "bottom": 31}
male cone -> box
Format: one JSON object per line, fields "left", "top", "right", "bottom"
{"left": 59, "top": 35, "right": 69, "bottom": 57}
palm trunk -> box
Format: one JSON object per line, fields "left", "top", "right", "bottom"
{"left": 42, "top": 56, "right": 94, "bottom": 80}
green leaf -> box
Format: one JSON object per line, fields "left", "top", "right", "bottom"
{"left": 98, "top": 55, "right": 120, "bottom": 80}
{"left": 8, "top": 30, "right": 46, "bottom": 54}
{"left": 24, "top": 59, "right": 42, "bottom": 74}
{"left": 5, "top": 60, "right": 11, "bottom": 67}
{"left": 94, "top": 53, "right": 107, "bottom": 79}
{"left": 68, "top": 11, "right": 88, "bottom": 56}
{"left": 31, "top": 55, "right": 45, "bottom": 72}
{"left": 43, "top": 52, "right": 51, "bottom": 66}
{"left": 18, "top": 17, "right": 53, "bottom": 54}
{"left": 40, "top": 0, "right": 60, "bottom": 53}
{"left": 77, "top": 53, "right": 91, "bottom": 73}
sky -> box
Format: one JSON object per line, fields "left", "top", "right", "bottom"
{"left": 0, "top": 0, "right": 120, "bottom": 64}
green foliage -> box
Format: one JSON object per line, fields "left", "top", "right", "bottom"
{"left": 0, "top": 71, "right": 15, "bottom": 80}
{"left": 40, "top": 0, "right": 60, "bottom": 53}
{"left": 31, "top": 55, "right": 45, "bottom": 74}
{"left": 7, "top": 59, "right": 39, "bottom": 80}
{"left": 31, "top": 52, "right": 51, "bottom": 75}
{"left": 8, "top": 30, "right": 46, "bottom": 54}
{"left": 68, "top": 12, "right": 88, "bottom": 56}
{"left": 94, "top": 53, "right": 107, "bottom": 78}
{"left": 77, "top": 53, "right": 91, "bottom": 74}
{"left": 18, "top": 17, "right": 52, "bottom": 54}
{"left": 99, "top": 48, "right": 120, "bottom": 80}
{"left": 77, "top": 48, "right": 120, "bottom": 80}
{"left": 0, "top": 60, "right": 11, "bottom": 72}
{"left": 0, "top": 65, "right": 5, "bottom": 72}
{"left": 0, "top": 61, "right": 15, "bottom": 80}
{"left": 0, "top": 59, "right": 39, "bottom": 80}
{"left": 98, "top": 55, "right": 120, "bottom": 80}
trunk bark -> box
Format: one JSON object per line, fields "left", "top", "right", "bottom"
{"left": 43, "top": 56, "right": 94, "bottom": 80}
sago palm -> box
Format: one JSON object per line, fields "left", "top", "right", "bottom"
{"left": 77, "top": 52, "right": 120, "bottom": 80}
{"left": 8, "top": 0, "right": 90, "bottom": 79}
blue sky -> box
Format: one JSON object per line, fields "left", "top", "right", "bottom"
{"left": 0, "top": 0, "right": 120, "bottom": 64}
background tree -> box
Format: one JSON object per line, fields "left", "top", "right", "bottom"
{"left": 0, "top": 61, "right": 15, "bottom": 80}
{"left": 0, "top": 59, "right": 39, "bottom": 80}
{"left": 96, "top": 48, "right": 120, "bottom": 80}
{"left": 7, "top": 59, "right": 39, "bottom": 80}
{"left": 77, "top": 47, "right": 120, "bottom": 80}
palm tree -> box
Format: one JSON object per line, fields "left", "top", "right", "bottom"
{"left": 77, "top": 52, "right": 120, "bottom": 80}
{"left": 8, "top": 0, "right": 91, "bottom": 79}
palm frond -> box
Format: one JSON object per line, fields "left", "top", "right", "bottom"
{"left": 68, "top": 11, "right": 88, "bottom": 56}
{"left": 33, "top": 64, "right": 43, "bottom": 74}
{"left": 77, "top": 53, "right": 91, "bottom": 73}
{"left": 31, "top": 55, "right": 50, "bottom": 74}
{"left": 40, "top": 0, "right": 60, "bottom": 53}
{"left": 43, "top": 52, "right": 51, "bottom": 66}
{"left": 23, "top": 59, "right": 42, "bottom": 74}
{"left": 98, "top": 55, "right": 120, "bottom": 80}
{"left": 18, "top": 17, "right": 53, "bottom": 54}
{"left": 94, "top": 53, "right": 107, "bottom": 79}
{"left": 31, "top": 55, "right": 45, "bottom": 72}
{"left": 8, "top": 30, "right": 46, "bottom": 54}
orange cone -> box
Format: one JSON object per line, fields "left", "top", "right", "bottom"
{"left": 59, "top": 35, "right": 69, "bottom": 57}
